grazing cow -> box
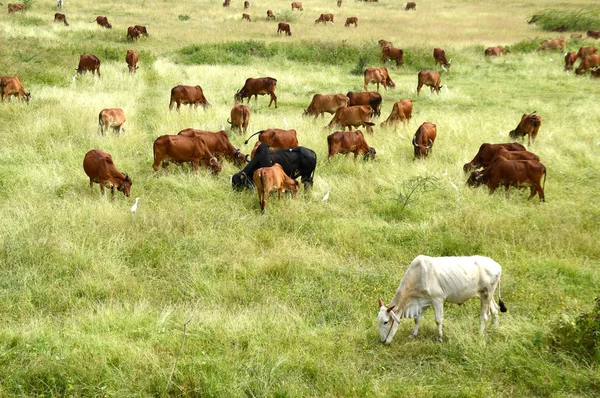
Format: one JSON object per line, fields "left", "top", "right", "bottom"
{"left": 467, "top": 157, "right": 546, "bottom": 202}
{"left": 463, "top": 142, "right": 527, "bottom": 172}
{"left": 134, "top": 25, "right": 149, "bottom": 36}
{"left": 433, "top": 48, "right": 451, "bottom": 70}
{"left": 570, "top": 33, "right": 583, "bottom": 39}
{"left": 381, "top": 45, "right": 404, "bottom": 66}
{"left": 346, "top": 91, "right": 382, "bottom": 117}
{"left": 234, "top": 77, "right": 278, "bottom": 108}
{"left": 575, "top": 54, "right": 600, "bottom": 75}
{"left": 152, "top": 135, "right": 221, "bottom": 175}
{"left": 577, "top": 46, "right": 598, "bottom": 58}
{"left": 378, "top": 39, "right": 393, "bottom": 49}
{"left": 267, "top": 10, "right": 275, "bottom": 20}
{"left": 327, "top": 105, "right": 376, "bottom": 135}
{"left": 377, "top": 255, "right": 506, "bottom": 343}
{"left": 591, "top": 68, "right": 600, "bottom": 78}
{"left": 416, "top": 70, "right": 441, "bottom": 95}
{"left": 227, "top": 103, "right": 251, "bottom": 134}
{"left": 405, "top": 2, "right": 416, "bottom": 10}
{"left": 223, "top": 0, "right": 230, "bottom": 6}
{"left": 327, "top": 130, "right": 376, "bottom": 161}
{"left": 54, "top": 13, "right": 68, "bottom": 26}
{"left": 127, "top": 26, "right": 140, "bottom": 41}
{"left": 291, "top": 1, "right": 303, "bottom": 11}
{"left": 245, "top": 129, "right": 299, "bottom": 158}
{"left": 381, "top": 99, "right": 412, "bottom": 127}
{"left": 253, "top": 164, "right": 300, "bottom": 213}
{"left": 412, "top": 122, "right": 436, "bottom": 159}
{"left": 337, "top": 0, "right": 342, "bottom": 7}
{"left": 244, "top": 0, "right": 249, "bottom": 8}
{"left": 345, "top": 17, "right": 358, "bottom": 27}
{"left": 177, "top": 129, "right": 246, "bottom": 167}
{"left": 169, "top": 85, "right": 210, "bottom": 110}
{"left": 363, "top": 67, "right": 395, "bottom": 92}
{"left": 0, "top": 76, "right": 30, "bottom": 103}
{"left": 564, "top": 51, "right": 578, "bottom": 71}
{"left": 83, "top": 149, "right": 132, "bottom": 197}
{"left": 126, "top": 49, "right": 139, "bottom": 74}
{"left": 509, "top": 112, "right": 541, "bottom": 146}
{"left": 304, "top": 93, "right": 349, "bottom": 119}
{"left": 485, "top": 46, "right": 509, "bottom": 56}
{"left": 587, "top": 30, "right": 600, "bottom": 39}
{"left": 98, "top": 108, "right": 126, "bottom": 135}
{"left": 242, "top": 13, "right": 251, "bottom": 22}
{"left": 537, "top": 38, "right": 566, "bottom": 51}
{"left": 315, "top": 13, "right": 334, "bottom": 24}
{"left": 490, "top": 147, "right": 540, "bottom": 164}
{"left": 76, "top": 54, "right": 101, "bottom": 78}
{"left": 277, "top": 22, "right": 292, "bottom": 36}
{"left": 232, "top": 143, "right": 317, "bottom": 190}
{"left": 93, "top": 16, "right": 112, "bottom": 28}
{"left": 8, "top": 3, "right": 25, "bottom": 13}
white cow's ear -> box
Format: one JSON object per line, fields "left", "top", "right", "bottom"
{"left": 390, "top": 312, "right": 401, "bottom": 324}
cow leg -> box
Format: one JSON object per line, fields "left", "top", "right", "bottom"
{"left": 278, "top": 187, "right": 283, "bottom": 200}
{"left": 89, "top": 180, "right": 95, "bottom": 194}
{"left": 416, "top": 83, "right": 422, "bottom": 96}
{"left": 409, "top": 313, "right": 423, "bottom": 338}
{"left": 432, "top": 301, "right": 444, "bottom": 342}
{"left": 269, "top": 94, "right": 277, "bottom": 108}
{"left": 100, "top": 183, "right": 105, "bottom": 195}
{"left": 176, "top": 101, "right": 181, "bottom": 111}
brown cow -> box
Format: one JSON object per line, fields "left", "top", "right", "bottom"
{"left": 245, "top": 129, "right": 299, "bottom": 158}
{"left": 177, "top": 129, "right": 247, "bottom": 167}
{"left": 327, "top": 105, "right": 376, "bottom": 135}
{"left": 537, "top": 38, "right": 566, "bottom": 51}
{"left": 381, "top": 46, "right": 404, "bottom": 66}
{"left": 412, "top": 122, "right": 436, "bottom": 159}
{"left": 463, "top": 143, "right": 527, "bottom": 172}
{"left": 169, "top": 85, "right": 210, "bottom": 110}
{"left": 242, "top": 13, "right": 251, "bottom": 22}
{"left": 267, "top": 10, "right": 275, "bottom": 20}
{"left": 364, "top": 67, "right": 395, "bottom": 92}
{"left": 98, "top": 108, "right": 126, "bottom": 135}
{"left": 277, "top": 22, "right": 292, "bottom": 36}
{"left": 223, "top": 0, "right": 230, "bottom": 7}
{"left": 417, "top": 70, "right": 441, "bottom": 95}
{"left": 127, "top": 26, "right": 140, "bottom": 41}
{"left": 315, "top": 13, "right": 334, "bottom": 24}
{"left": 337, "top": 0, "right": 342, "bottom": 7}
{"left": 8, "top": 3, "right": 25, "bottom": 13}
{"left": 587, "top": 30, "right": 600, "bottom": 39}
{"left": 93, "top": 16, "right": 112, "bottom": 28}
{"left": 380, "top": 99, "right": 412, "bottom": 127}
{"left": 592, "top": 68, "right": 600, "bottom": 78}
{"left": 126, "top": 49, "right": 139, "bottom": 73}
{"left": 570, "top": 33, "right": 583, "bottom": 39}
{"left": 244, "top": 1, "right": 249, "bottom": 8}
{"left": 83, "top": 149, "right": 132, "bottom": 197}
{"left": 509, "top": 112, "right": 541, "bottom": 146}
{"left": 291, "top": 1, "right": 303, "bottom": 11}
{"left": 327, "top": 130, "right": 376, "bottom": 161}
{"left": 405, "top": 2, "right": 416, "bottom": 10}
{"left": 134, "top": 25, "right": 149, "bottom": 36}
{"left": 564, "top": 52, "right": 578, "bottom": 71}
{"left": 490, "top": 147, "right": 540, "bottom": 163}
{"left": 76, "top": 55, "right": 101, "bottom": 78}
{"left": 346, "top": 91, "right": 382, "bottom": 117}
{"left": 152, "top": 135, "right": 221, "bottom": 174}
{"left": 304, "top": 93, "right": 349, "bottom": 118}
{"left": 378, "top": 39, "right": 393, "bottom": 49}
{"left": 228, "top": 104, "right": 251, "bottom": 134}
{"left": 576, "top": 54, "right": 600, "bottom": 75}
{"left": 345, "top": 17, "right": 358, "bottom": 27}
{"left": 54, "top": 13, "right": 68, "bottom": 26}
{"left": 433, "top": 48, "right": 451, "bottom": 70}
{"left": 485, "top": 47, "right": 509, "bottom": 56}
{"left": 577, "top": 46, "right": 598, "bottom": 58}
{"left": 253, "top": 164, "right": 299, "bottom": 213}
{"left": 0, "top": 76, "right": 30, "bottom": 103}
{"left": 235, "top": 77, "right": 278, "bottom": 108}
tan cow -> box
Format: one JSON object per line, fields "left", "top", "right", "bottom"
{"left": 83, "top": 149, "right": 132, "bottom": 197}
{"left": 327, "top": 130, "right": 376, "bottom": 161}
{"left": 227, "top": 103, "right": 251, "bottom": 134}
{"left": 509, "top": 112, "right": 542, "bottom": 146}
{"left": 0, "top": 76, "right": 30, "bottom": 103}
{"left": 412, "top": 122, "right": 437, "bottom": 159}
{"left": 98, "top": 108, "right": 126, "bottom": 135}
{"left": 291, "top": 1, "right": 303, "bottom": 11}
{"left": 245, "top": 129, "right": 299, "bottom": 158}
{"left": 364, "top": 67, "right": 395, "bottom": 92}
{"left": 381, "top": 99, "right": 412, "bottom": 127}
{"left": 54, "top": 13, "right": 68, "bottom": 26}
{"left": 267, "top": 10, "right": 275, "bottom": 20}
{"left": 564, "top": 51, "right": 578, "bottom": 71}
{"left": 169, "top": 85, "right": 210, "bottom": 110}
{"left": 242, "top": 13, "right": 251, "bottom": 22}
{"left": 416, "top": 70, "right": 441, "bottom": 95}
{"left": 92, "top": 16, "right": 112, "bottom": 28}
{"left": 345, "top": 17, "right": 358, "bottom": 27}
{"left": 576, "top": 54, "right": 600, "bottom": 75}
{"left": 327, "top": 105, "right": 376, "bottom": 135}
{"left": 253, "top": 164, "right": 299, "bottom": 213}
{"left": 381, "top": 45, "right": 404, "bottom": 66}
{"left": 126, "top": 50, "right": 139, "bottom": 73}
{"left": 485, "top": 47, "right": 509, "bottom": 56}
{"left": 177, "top": 129, "right": 247, "bottom": 167}
{"left": 303, "top": 94, "right": 349, "bottom": 118}
{"left": 152, "top": 135, "right": 221, "bottom": 174}
{"left": 315, "top": 13, "right": 334, "bottom": 24}
{"left": 537, "top": 38, "right": 566, "bottom": 51}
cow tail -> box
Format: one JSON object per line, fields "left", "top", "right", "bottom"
{"left": 542, "top": 165, "right": 547, "bottom": 192}
{"left": 498, "top": 275, "right": 507, "bottom": 312}
{"left": 244, "top": 130, "right": 261, "bottom": 145}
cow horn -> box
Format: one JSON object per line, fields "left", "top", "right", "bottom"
{"left": 378, "top": 298, "right": 385, "bottom": 308}
{"left": 412, "top": 136, "right": 418, "bottom": 147}
{"left": 245, "top": 154, "right": 251, "bottom": 162}
{"left": 427, "top": 139, "right": 433, "bottom": 148}
{"left": 210, "top": 157, "right": 217, "bottom": 164}
{"left": 386, "top": 305, "right": 395, "bottom": 313}
{"left": 227, "top": 118, "right": 232, "bottom": 125}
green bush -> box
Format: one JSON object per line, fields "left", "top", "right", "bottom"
{"left": 22, "top": 0, "right": 35, "bottom": 9}
{"left": 276, "top": 10, "right": 301, "bottom": 23}
{"left": 178, "top": 14, "right": 191, "bottom": 21}
{"left": 529, "top": 8, "right": 600, "bottom": 31}
{"left": 550, "top": 298, "right": 600, "bottom": 363}
{"left": 511, "top": 38, "right": 542, "bottom": 53}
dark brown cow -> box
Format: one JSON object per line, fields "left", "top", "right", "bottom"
{"left": 228, "top": 103, "right": 251, "bottom": 134}
{"left": 577, "top": 46, "right": 598, "bottom": 58}
{"left": 575, "top": 54, "right": 600, "bottom": 75}
{"left": 304, "top": 93, "right": 349, "bottom": 118}
{"left": 98, "top": 108, "right": 126, "bottom": 135}
{"left": 380, "top": 99, "right": 412, "bottom": 127}
{"left": 127, "top": 26, "right": 140, "bottom": 41}
{"left": 134, "top": 25, "right": 149, "bottom": 36}
{"left": 378, "top": 39, "right": 393, "bottom": 49}
{"left": 405, "top": 2, "right": 416, "bottom": 10}
{"left": 345, "top": 17, "right": 358, "bottom": 27}
{"left": 327, "top": 130, "right": 376, "bottom": 161}
{"left": 253, "top": 164, "right": 299, "bottom": 213}
{"left": 244, "top": 0, "right": 249, "bottom": 8}
{"left": 381, "top": 46, "right": 404, "bottom": 66}
{"left": 178, "top": 129, "right": 246, "bottom": 167}
{"left": 537, "top": 38, "right": 565, "bottom": 51}
{"left": 152, "top": 135, "right": 221, "bottom": 174}
{"left": 587, "top": 30, "right": 600, "bottom": 39}
{"left": 416, "top": 70, "right": 441, "bottom": 95}
{"left": 0, "top": 76, "right": 30, "bottom": 103}
{"left": 267, "top": 10, "right": 275, "bottom": 20}
{"left": 337, "top": 0, "right": 342, "bottom": 7}
{"left": 8, "top": 3, "right": 25, "bottom": 13}
{"left": 223, "top": 0, "right": 230, "bottom": 7}
{"left": 242, "top": 13, "right": 251, "bottom": 22}
{"left": 93, "top": 16, "right": 112, "bottom": 28}
{"left": 76, "top": 55, "right": 101, "bottom": 78}
{"left": 412, "top": 122, "right": 436, "bottom": 159}
{"left": 126, "top": 49, "right": 139, "bottom": 73}
{"left": 291, "top": 1, "right": 303, "bottom": 11}
{"left": 54, "top": 13, "right": 68, "bottom": 26}
{"left": 277, "top": 22, "right": 291, "bottom": 36}
{"left": 83, "top": 149, "right": 132, "bottom": 197}
{"left": 433, "top": 48, "right": 451, "bottom": 70}
{"left": 463, "top": 143, "right": 527, "bottom": 172}
{"left": 509, "top": 112, "right": 541, "bottom": 146}
{"left": 346, "top": 91, "right": 382, "bottom": 117}
{"left": 364, "top": 67, "right": 395, "bottom": 92}
{"left": 485, "top": 47, "right": 509, "bottom": 56}
{"left": 235, "top": 77, "right": 278, "bottom": 108}
{"left": 315, "top": 13, "right": 334, "bottom": 24}
{"left": 245, "top": 129, "right": 298, "bottom": 158}
{"left": 564, "top": 51, "right": 578, "bottom": 71}
{"left": 327, "top": 105, "right": 376, "bottom": 135}
{"left": 169, "top": 85, "right": 210, "bottom": 110}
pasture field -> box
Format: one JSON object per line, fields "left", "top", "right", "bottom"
{"left": 1, "top": 0, "right": 600, "bottom": 396}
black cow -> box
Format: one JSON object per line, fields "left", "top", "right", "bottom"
{"left": 232, "top": 143, "right": 316, "bottom": 191}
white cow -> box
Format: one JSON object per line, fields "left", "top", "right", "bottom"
{"left": 377, "top": 255, "right": 507, "bottom": 343}
{"left": 57, "top": 0, "right": 63, "bottom": 8}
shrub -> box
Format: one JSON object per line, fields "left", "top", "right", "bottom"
{"left": 528, "top": 8, "right": 600, "bottom": 32}
{"left": 350, "top": 57, "right": 368, "bottom": 76}
{"left": 22, "top": 0, "right": 35, "bottom": 9}
{"left": 276, "top": 10, "right": 300, "bottom": 23}
{"left": 511, "top": 38, "right": 542, "bottom": 53}
{"left": 178, "top": 14, "right": 191, "bottom": 21}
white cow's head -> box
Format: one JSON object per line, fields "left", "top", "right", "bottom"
{"left": 377, "top": 298, "right": 400, "bottom": 344}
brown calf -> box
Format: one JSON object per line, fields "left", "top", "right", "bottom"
{"left": 98, "top": 108, "right": 126, "bottom": 135}
{"left": 433, "top": 48, "right": 451, "bottom": 70}
{"left": 126, "top": 49, "right": 139, "bottom": 73}
{"left": 169, "top": 85, "right": 210, "bottom": 110}
{"left": 277, "top": 22, "right": 291, "bottom": 36}
{"left": 327, "top": 130, "right": 376, "bottom": 161}
{"left": 416, "top": 70, "right": 441, "bottom": 95}
{"left": 405, "top": 2, "right": 416, "bottom": 10}
{"left": 291, "top": 1, "right": 303, "bottom": 11}
{"left": 242, "top": 13, "right": 251, "bottom": 22}
{"left": 253, "top": 164, "right": 299, "bottom": 213}
{"left": 315, "top": 13, "right": 334, "bottom": 24}
{"left": 54, "top": 13, "right": 68, "bottom": 26}
{"left": 381, "top": 99, "right": 412, "bottom": 127}
{"left": 345, "top": 17, "right": 358, "bottom": 27}
{"left": 93, "top": 16, "right": 112, "bottom": 28}
{"left": 267, "top": 10, "right": 275, "bottom": 20}
{"left": 509, "top": 112, "right": 541, "bottom": 146}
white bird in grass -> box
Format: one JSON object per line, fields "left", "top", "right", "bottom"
{"left": 444, "top": 85, "right": 449, "bottom": 93}
{"left": 322, "top": 188, "right": 330, "bottom": 201}
{"left": 283, "top": 117, "right": 289, "bottom": 129}
{"left": 221, "top": 123, "right": 225, "bottom": 131}
{"left": 131, "top": 197, "right": 140, "bottom": 213}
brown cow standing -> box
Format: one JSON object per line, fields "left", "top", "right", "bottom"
{"left": 537, "top": 38, "right": 566, "bottom": 51}
{"left": 345, "top": 17, "right": 358, "bottom": 27}
{"left": 245, "top": 129, "right": 298, "bottom": 158}
{"left": 98, "top": 108, "right": 126, "bottom": 135}
{"left": 228, "top": 104, "right": 251, "bottom": 134}
{"left": 327, "top": 105, "right": 376, "bottom": 135}
{"left": 235, "top": 77, "right": 278, "bottom": 108}
{"left": 244, "top": 1, "right": 250, "bottom": 8}
{"left": 0, "top": 76, "right": 30, "bottom": 103}
{"left": 588, "top": 30, "right": 600, "bottom": 39}
{"left": 54, "top": 13, "right": 68, "bottom": 26}
{"left": 509, "top": 113, "right": 541, "bottom": 146}
{"left": 76, "top": 55, "right": 101, "bottom": 78}
{"left": 127, "top": 26, "right": 140, "bottom": 41}
{"left": 242, "top": 13, "right": 251, "bottom": 22}
{"left": 277, "top": 22, "right": 292, "bottom": 36}
{"left": 575, "top": 54, "right": 600, "bottom": 75}
{"left": 433, "top": 48, "right": 451, "bottom": 70}
{"left": 577, "top": 46, "right": 598, "bottom": 58}
{"left": 380, "top": 99, "right": 412, "bottom": 127}
{"left": 253, "top": 164, "right": 299, "bottom": 213}
{"left": 327, "top": 130, "right": 376, "bottom": 161}
{"left": 8, "top": 3, "right": 25, "bottom": 13}
{"left": 291, "top": 2, "right": 303, "bottom": 11}
{"left": 417, "top": 70, "right": 441, "bottom": 95}
{"left": 337, "top": 0, "right": 342, "bottom": 7}
{"left": 490, "top": 147, "right": 540, "bottom": 163}
{"left": 346, "top": 91, "right": 382, "bottom": 117}
{"left": 381, "top": 46, "right": 404, "bottom": 66}
{"left": 304, "top": 94, "right": 349, "bottom": 118}
{"left": 463, "top": 143, "right": 527, "bottom": 172}
{"left": 412, "top": 122, "right": 436, "bottom": 159}
{"left": 169, "top": 85, "right": 210, "bottom": 110}
{"left": 564, "top": 52, "right": 578, "bottom": 71}
{"left": 315, "top": 14, "right": 334, "bottom": 24}
{"left": 364, "top": 67, "right": 395, "bottom": 92}
{"left": 267, "top": 10, "right": 275, "bottom": 20}
{"left": 177, "top": 129, "right": 247, "bottom": 167}
{"left": 126, "top": 50, "right": 139, "bottom": 74}
{"left": 134, "top": 25, "right": 149, "bottom": 36}
{"left": 93, "top": 16, "right": 112, "bottom": 28}
{"left": 223, "top": 0, "right": 230, "bottom": 7}
{"left": 378, "top": 39, "right": 393, "bottom": 49}
{"left": 152, "top": 135, "right": 221, "bottom": 174}
{"left": 83, "top": 149, "right": 132, "bottom": 197}
{"left": 405, "top": 2, "right": 416, "bottom": 10}
{"left": 485, "top": 47, "right": 509, "bottom": 56}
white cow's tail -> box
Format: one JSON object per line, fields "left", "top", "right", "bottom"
{"left": 498, "top": 277, "right": 507, "bottom": 312}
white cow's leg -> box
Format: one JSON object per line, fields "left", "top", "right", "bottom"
{"left": 490, "top": 299, "right": 499, "bottom": 327}
{"left": 480, "top": 296, "right": 491, "bottom": 333}
{"left": 409, "top": 313, "right": 423, "bottom": 338}
{"left": 432, "top": 301, "right": 444, "bottom": 342}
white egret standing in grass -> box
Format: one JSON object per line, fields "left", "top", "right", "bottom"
{"left": 322, "top": 188, "right": 330, "bottom": 201}
{"left": 131, "top": 197, "right": 140, "bottom": 213}
{"left": 283, "top": 117, "right": 289, "bottom": 129}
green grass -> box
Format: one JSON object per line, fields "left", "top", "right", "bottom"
{"left": 529, "top": 7, "right": 600, "bottom": 31}
{"left": 1, "top": 0, "right": 600, "bottom": 396}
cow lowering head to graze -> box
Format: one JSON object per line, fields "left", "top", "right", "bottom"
{"left": 575, "top": 54, "right": 600, "bottom": 75}
{"left": 416, "top": 70, "right": 441, "bottom": 96}
{"left": 83, "top": 149, "right": 132, "bottom": 197}
{"left": 490, "top": 147, "right": 540, "bottom": 164}
{"left": 327, "top": 105, "right": 376, "bottom": 135}
{"left": 380, "top": 99, "right": 412, "bottom": 127}
{"left": 134, "top": 25, "right": 148, "bottom": 36}
{"left": 93, "top": 16, "right": 112, "bottom": 28}
{"left": 577, "top": 46, "right": 598, "bottom": 58}
{"left": 485, "top": 46, "right": 509, "bottom": 56}
{"left": 76, "top": 55, "right": 101, "bottom": 78}
{"left": 54, "top": 13, "right": 68, "bottom": 26}
{"left": 378, "top": 255, "right": 506, "bottom": 343}
{"left": 327, "top": 130, "right": 376, "bottom": 161}
{"left": 234, "top": 77, "right": 278, "bottom": 108}
{"left": 242, "top": 13, "right": 251, "bottom": 22}
{"left": 0, "top": 76, "right": 30, "bottom": 103}
{"left": 178, "top": 128, "right": 246, "bottom": 168}
{"left": 253, "top": 164, "right": 300, "bottom": 213}
{"left": 537, "top": 38, "right": 566, "bottom": 51}
{"left": 412, "top": 122, "right": 436, "bottom": 159}
{"left": 228, "top": 103, "right": 251, "bottom": 134}
{"left": 364, "top": 67, "right": 395, "bottom": 92}
{"left": 565, "top": 51, "right": 578, "bottom": 71}
{"left": 346, "top": 91, "right": 382, "bottom": 117}
{"left": 337, "top": 0, "right": 342, "bottom": 7}
{"left": 378, "top": 39, "right": 393, "bottom": 49}
{"left": 462, "top": 142, "right": 527, "bottom": 172}
{"left": 223, "top": 0, "right": 230, "bottom": 7}
{"left": 509, "top": 112, "right": 541, "bottom": 146}
{"left": 315, "top": 13, "right": 334, "bottom": 24}
{"left": 277, "top": 22, "right": 291, "bottom": 36}
{"left": 267, "top": 10, "right": 275, "bottom": 20}
{"left": 98, "top": 108, "right": 126, "bottom": 135}
{"left": 245, "top": 129, "right": 299, "bottom": 158}
{"left": 152, "top": 135, "right": 221, "bottom": 175}
{"left": 244, "top": 1, "right": 249, "bottom": 8}
{"left": 405, "top": 2, "right": 416, "bottom": 10}
{"left": 345, "top": 17, "right": 358, "bottom": 27}
{"left": 291, "top": 1, "right": 303, "bottom": 11}
{"left": 381, "top": 45, "right": 404, "bottom": 66}
{"left": 169, "top": 85, "right": 210, "bottom": 110}
{"left": 127, "top": 26, "right": 140, "bottom": 41}
{"left": 126, "top": 49, "right": 139, "bottom": 74}
{"left": 8, "top": 3, "right": 25, "bottom": 13}
{"left": 304, "top": 93, "right": 349, "bottom": 119}
{"left": 587, "top": 30, "right": 600, "bottom": 39}
{"left": 433, "top": 48, "right": 451, "bottom": 70}
{"left": 232, "top": 143, "right": 317, "bottom": 190}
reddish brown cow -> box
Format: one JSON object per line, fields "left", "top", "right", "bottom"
{"left": 267, "top": 10, "right": 275, "bottom": 20}
{"left": 134, "top": 25, "right": 149, "bottom": 36}
{"left": 93, "top": 16, "right": 112, "bottom": 28}
{"left": 228, "top": 103, "right": 251, "bottom": 134}
{"left": 327, "top": 105, "right": 376, "bottom": 135}
{"left": 126, "top": 49, "right": 139, "bottom": 73}
{"left": 337, "top": 0, "right": 342, "bottom": 7}
{"left": 244, "top": 1, "right": 249, "bottom": 8}
{"left": 98, "top": 108, "right": 126, "bottom": 135}
{"left": 592, "top": 68, "right": 600, "bottom": 78}
{"left": 304, "top": 94, "right": 349, "bottom": 118}
{"left": 491, "top": 147, "right": 540, "bottom": 164}
{"left": 405, "top": 2, "right": 416, "bottom": 10}
{"left": 575, "top": 54, "right": 600, "bottom": 75}
{"left": 253, "top": 164, "right": 299, "bottom": 213}
{"left": 54, "top": 13, "right": 68, "bottom": 26}
{"left": 412, "top": 122, "right": 437, "bottom": 159}
{"left": 378, "top": 39, "right": 393, "bottom": 49}
{"left": 83, "top": 149, "right": 132, "bottom": 197}
{"left": 127, "top": 26, "right": 140, "bottom": 41}
{"left": 315, "top": 13, "right": 334, "bottom": 24}
{"left": 433, "top": 48, "right": 451, "bottom": 70}
{"left": 485, "top": 47, "right": 509, "bottom": 56}
{"left": 178, "top": 129, "right": 247, "bottom": 167}
{"left": 509, "top": 112, "right": 541, "bottom": 146}
{"left": 242, "top": 13, "right": 251, "bottom": 22}
{"left": 577, "top": 46, "right": 598, "bottom": 58}
{"left": 364, "top": 67, "right": 395, "bottom": 92}
{"left": 169, "top": 85, "right": 210, "bottom": 110}
{"left": 8, "top": 3, "right": 25, "bottom": 13}
{"left": 381, "top": 46, "right": 404, "bottom": 66}
{"left": 463, "top": 143, "right": 527, "bottom": 172}
{"left": 291, "top": 1, "right": 303, "bottom": 11}
{"left": 587, "top": 30, "right": 600, "bottom": 39}
{"left": 277, "top": 22, "right": 292, "bottom": 36}
{"left": 152, "top": 135, "right": 221, "bottom": 174}
{"left": 235, "top": 77, "right": 278, "bottom": 108}
{"left": 327, "top": 130, "right": 376, "bottom": 161}
{"left": 223, "top": 0, "right": 230, "bottom": 7}
{"left": 537, "top": 38, "right": 565, "bottom": 51}
{"left": 564, "top": 51, "right": 578, "bottom": 71}
{"left": 245, "top": 129, "right": 299, "bottom": 158}
{"left": 345, "top": 17, "right": 358, "bottom": 27}
{"left": 0, "top": 76, "right": 30, "bottom": 103}
{"left": 346, "top": 91, "right": 382, "bottom": 117}
{"left": 417, "top": 70, "right": 441, "bottom": 95}
{"left": 76, "top": 55, "right": 101, "bottom": 78}
{"left": 380, "top": 99, "right": 412, "bottom": 127}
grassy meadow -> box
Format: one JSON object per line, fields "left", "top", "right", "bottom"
{"left": 1, "top": 0, "right": 600, "bottom": 396}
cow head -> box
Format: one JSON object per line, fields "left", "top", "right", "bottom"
{"left": 118, "top": 173, "right": 132, "bottom": 197}
{"left": 106, "top": 23, "right": 112, "bottom": 29}
{"left": 208, "top": 158, "right": 222, "bottom": 175}
{"left": 466, "top": 171, "right": 484, "bottom": 187}
{"left": 24, "top": 92, "right": 31, "bottom": 103}
{"left": 377, "top": 298, "right": 400, "bottom": 344}
{"left": 364, "top": 147, "right": 376, "bottom": 161}
{"left": 232, "top": 171, "right": 254, "bottom": 190}
{"left": 508, "top": 129, "right": 519, "bottom": 140}
{"left": 412, "top": 136, "right": 433, "bottom": 158}
{"left": 233, "top": 149, "right": 247, "bottom": 168}
{"left": 234, "top": 90, "right": 245, "bottom": 103}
